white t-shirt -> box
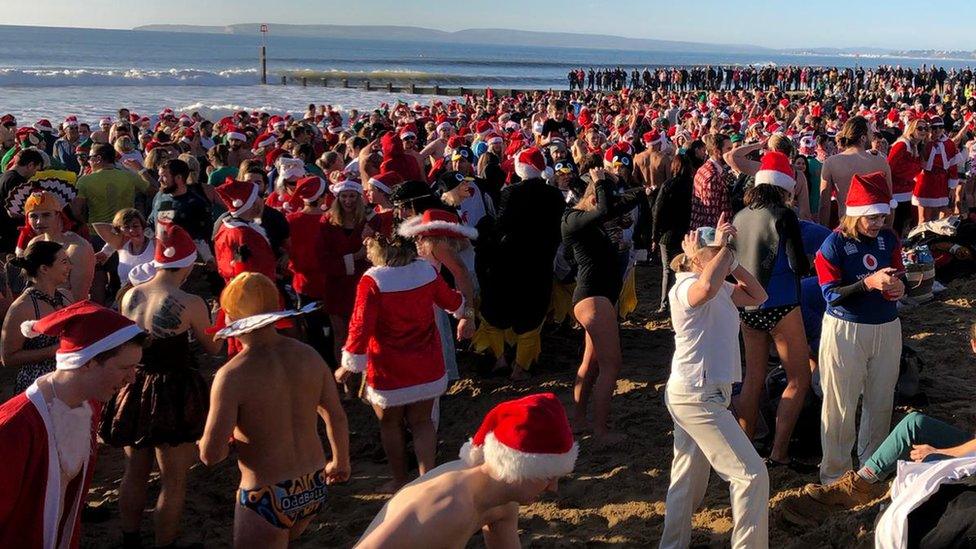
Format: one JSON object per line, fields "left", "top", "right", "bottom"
{"left": 668, "top": 272, "right": 741, "bottom": 387}
{"left": 117, "top": 238, "right": 155, "bottom": 282}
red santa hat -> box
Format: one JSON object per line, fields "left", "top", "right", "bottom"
{"left": 216, "top": 177, "right": 260, "bottom": 215}
{"left": 514, "top": 147, "right": 550, "bottom": 180}
{"left": 179, "top": 128, "right": 195, "bottom": 144}
{"left": 33, "top": 119, "right": 54, "bottom": 133}
{"left": 295, "top": 175, "right": 327, "bottom": 203}
{"left": 474, "top": 120, "right": 492, "bottom": 134}
{"left": 268, "top": 115, "right": 286, "bottom": 129}
{"left": 799, "top": 135, "right": 817, "bottom": 156}
{"left": 642, "top": 130, "right": 664, "bottom": 147}
{"left": 397, "top": 208, "right": 478, "bottom": 240}
{"left": 154, "top": 220, "right": 197, "bottom": 269}
{"left": 21, "top": 301, "right": 143, "bottom": 371}
{"left": 459, "top": 392, "right": 578, "bottom": 482}
{"left": 603, "top": 145, "right": 632, "bottom": 168}
{"left": 62, "top": 116, "right": 79, "bottom": 129}
{"left": 330, "top": 179, "right": 364, "bottom": 196}
{"left": 226, "top": 127, "right": 247, "bottom": 142}
{"left": 367, "top": 171, "right": 402, "bottom": 195}
{"left": 399, "top": 124, "right": 418, "bottom": 140}
{"left": 485, "top": 132, "right": 504, "bottom": 145}
{"left": 846, "top": 171, "right": 896, "bottom": 216}
{"left": 253, "top": 132, "right": 277, "bottom": 150}
{"left": 754, "top": 151, "right": 796, "bottom": 193}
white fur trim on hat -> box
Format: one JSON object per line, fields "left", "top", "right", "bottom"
{"left": 397, "top": 216, "right": 479, "bottom": 240}
{"left": 459, "top": 432, "right": 579, "bottom": 482}
{"left": 754, "top": 169, "right": 796, "bottom": 192}
{"left": 364, "top": 372, "right": 448, "bottom": 409}
{"left": 367, "top": 177, "right": 392, "bottom": 195}
{"left": 330, "top": 180, "right": 364, "bottom": 196}
{"left": 399, "top": 130, "right": 416, "bottom": 139}
{"left": 54, "top": 324, "right": 144, "bottom": 370}
{"left": 128, "top": 262, "right": 157, "bottom": 286}
{"left": 845, "top": 203, "right": 892, "bottom": 216}
{"left": 230, "top": 183, "right": 260, "bottom": 214}
{"left": 515, "top": 161, "right": 543, "bottom": 180}
{"left": 20, "top": 320, "right": 40, "bottom": 338}
{"left": 341, "top": 349, "right": 367, "bottom": 373}
{"left": 227, "top": 131, "right": 246, "bottom": 142}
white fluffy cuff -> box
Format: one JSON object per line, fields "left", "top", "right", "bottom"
{"left": 341, "top": 349, "right": 367, "bottom": 373}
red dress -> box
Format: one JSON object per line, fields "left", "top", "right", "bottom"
{"left": 0, "top": 386, "right": 101, "bottom": 549}
{"left": 887, "top": 139, "right": 922, "bottom": 203}
{"left": 913, "top": 137, "right": 960, "bottom": 208}
{"left": 319, "top": 215, "right": 370, "bottom": 317}
{"left": 341, "top": 260, "right": 463, "bottom": 408}
{"left": 286, "top": 210, "right": 327, "bottom": 299}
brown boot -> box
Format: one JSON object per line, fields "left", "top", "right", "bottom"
{"left": 803, "top": 470, "right": 888, "bottom": 508}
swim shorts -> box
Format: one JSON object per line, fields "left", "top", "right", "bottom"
{"left": 238, "top": 467, "right": 328, "bottom": 529}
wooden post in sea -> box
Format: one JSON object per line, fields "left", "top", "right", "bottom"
{"left": 365, "top": 80, "right": 371, "bottom": 91}
{"left": 342, "top": 79, "right": 348, "bottom": 88}
{"left": 281, "top": 75, "right": 287, "bottom": 85}
{"left": 386, "top": 82, "right": 393, "bottom": 92}
{"left": 434, "top": 84, "right": 441, "bottom": 95}
{"left": 322, "top": 78, "right": 327, "bottom": 87}
{"left": 260, "top": 24, "right": 268, "bottom": 85}
{"left": 302, "top": 77, "right": 307, "bottom": 87}
{"left": 410, "top": 83, "right": 416, "bottom": 94}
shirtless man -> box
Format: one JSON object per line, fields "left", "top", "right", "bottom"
{"left": 200, "top": 272, "right": 350, "bottom": 548}
{"left": 24, "top": 191, "right": 94, "bottom": 302}
{"left": 819, "top": 116, "right": 892, "bottom": 226}
{"left": 356, "top": 393, "right": 577, "bottom": 549}
{"left": 419, "top": 122, "right": 454, "bottom": 166}
{"left": 634, "top": 130, "right": 672, "bottom": 190}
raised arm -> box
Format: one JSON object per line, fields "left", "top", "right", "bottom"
{"left": 91, "top": 223, "right": 127, "bottom": 251}
{"left": 725, "top": 142, "right": 763, "bottom": 176}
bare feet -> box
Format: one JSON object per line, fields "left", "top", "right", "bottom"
{"left": 491, "top": 355, "right": 509, "bottom": 373}
{"left": 509, "top": 366, "right": 531, "bottom": 382}
{"left": 378, "top": 479, "right": 407, "bottom": 494}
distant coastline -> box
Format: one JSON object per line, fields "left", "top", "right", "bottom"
{"left": 133, "top": 23, "right": 976, "bottom": 64}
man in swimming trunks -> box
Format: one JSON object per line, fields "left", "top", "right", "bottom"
{"left": 356, "top": 393, "right": 577, "bottom": 548}
{"left": 199, "top": 272, "right": 350, "bottom": 548}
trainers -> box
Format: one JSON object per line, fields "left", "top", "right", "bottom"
{"left": 803, "top": 470, "right": 887, "bottom": 508}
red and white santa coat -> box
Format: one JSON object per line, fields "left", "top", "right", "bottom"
{"left": 341, "top": 260, "right": 464, "bottom": 409}
{"left": 265, "top": 189, "right": 303, "bottom": 215}
{"left": 213, "top": 219, "right": 277, "bottom": 283}
{"left": 887, "top": 138, "right": 923, "bottom": 203}
{"left": 0, "top": 385, "right": 100, "bottom": 549}
{"left": 913, "top": 137, "right": 961, "bottom": 208}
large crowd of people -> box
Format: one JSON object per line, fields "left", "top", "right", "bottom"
{"left": 2, "top": 61, "right": 976, "bottom": 548}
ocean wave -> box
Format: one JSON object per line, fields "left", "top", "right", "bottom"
{"left": 0, "top": 68, "right": 261, "bottom": 87}
{"left": 282, "top": 69, "right": 556, "bottom": 86}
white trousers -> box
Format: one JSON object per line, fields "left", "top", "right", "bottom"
{"left": 661, "top": 383, "right": 769, "bottom": 549}
{"left": 818, "top": 315, "right": 902, "bottom": 485}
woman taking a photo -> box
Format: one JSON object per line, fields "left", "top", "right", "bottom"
{"left": 0, "top": 240, "right": 73, "bottom": 393}
{"left": 814, "top": 171, "right": 905, "bottom": 486}
{"left": 661, "top": 214, "right": 769, "bottom": 549}
{"left": 563, "top": 167, "right": 650, "bottom": 446}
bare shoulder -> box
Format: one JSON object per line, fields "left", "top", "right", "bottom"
{"left": 63, "top": 232, "right": 93, "bottom": 253}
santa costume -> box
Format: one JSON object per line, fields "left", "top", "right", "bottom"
{"left": 213, "top": 178, "right": 276, "bottom": 283}
{"left": 340, "top": 252, "right": 464, "bottom": 409}
{"left": 319, "top": 179, "right": 371, "bottom": 318}
{"left": 913, "top": 117, "right": 960, "bottom": 208}
{"left": 266, "top": 157, "right": 306, "bottom": 214}
{"left": 286, "top": 176, "right": 333, "bottom": 361}
{"left": 0, "top": 302, "right": 143, "bottom": 548}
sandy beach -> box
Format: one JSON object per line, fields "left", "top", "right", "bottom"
{"left": 0, "top": 262, "right": 963, "bottom": 548}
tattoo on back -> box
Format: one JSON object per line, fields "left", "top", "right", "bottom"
{"left": 151, "top": 295, "right": 186, "bottom": 337}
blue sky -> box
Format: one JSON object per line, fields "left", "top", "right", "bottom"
{"left": 6, "top": 0, "right": 975, "bottom": 50}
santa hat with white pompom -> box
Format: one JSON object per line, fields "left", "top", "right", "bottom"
{"left": 21, "top": 301, "right": 143, "bottom": 370}
{"left": 459, "top": 392, "right": 578, "bottom": 482}
{"left": 128, "top": 219, "right": 198, "bottom": 286}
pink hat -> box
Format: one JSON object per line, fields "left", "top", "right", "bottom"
{"left": 397, "top": 209, "right": 477, "bottom": 240}
{"left": 514, "top": 147, "right": 547, "bottom": 180}
{"left": 62, "top": 116, "right": 79, "bottom": 128}
{"left": 846, "top": 171, "right": 896, "bottom": 216}
{"left": 754, "top": 151, "right": 796, "bottom": 192}
{"left": 21, "top": 301, "right": 143, "bottom": 370}
{"left": 33, "top": 119, "right": 54, "bottom": 133}
{"left": 459, "top": 393, "right": 578, "bottom": 482}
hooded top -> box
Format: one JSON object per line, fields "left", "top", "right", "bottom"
{"left": 380, "top": 132, "right": 424, "bottom": 182}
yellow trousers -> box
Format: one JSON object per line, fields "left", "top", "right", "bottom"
{"left": 471, "top": 319, "right": 544, "bottom": 370}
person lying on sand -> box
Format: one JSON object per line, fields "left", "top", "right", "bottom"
{"left": 780, "top": 322, "right": 976, "bottom": 525}
{"left": 355, "top": 393, "right": 577, "bottom": 549}
{"left": 199, "top": 272, "right": 350, "bottom": 549}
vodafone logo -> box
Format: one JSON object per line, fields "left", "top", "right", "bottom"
{"left": 863, "top": 254, "right": 878, "bottom": 270}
